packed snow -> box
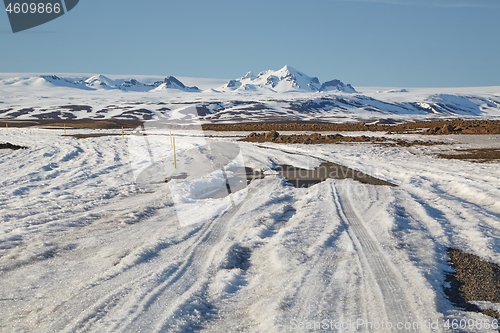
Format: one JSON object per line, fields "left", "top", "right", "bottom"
{"left": 1, "top": 124, "right": 500, "bottom": 332}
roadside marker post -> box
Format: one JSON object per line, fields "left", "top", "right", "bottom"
{"left": 173, "top": 136, "right": 177, "bottom": 169}
{"left": 122, "top": 126, "right": 124, "bottom": 139}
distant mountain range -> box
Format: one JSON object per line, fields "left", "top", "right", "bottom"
{"left": 1, "top": 74, "right": 202, "bottom": 92}
{"left": 0, "top": 66, "right": 356, "bottom": 94}
{"left": 1, "top": 66, "right": 499, "bottom": 123}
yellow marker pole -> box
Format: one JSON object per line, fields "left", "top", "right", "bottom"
{"left": 173, "top": 136, "right": 177, "bottom": 169}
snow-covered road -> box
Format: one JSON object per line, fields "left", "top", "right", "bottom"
{"left": 1, "top": 128, "right": 500, "bottom": 332}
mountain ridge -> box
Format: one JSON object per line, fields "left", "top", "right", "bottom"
{"left": 0, "top": 66, "right": 356, "bottom": 94}
{"left": 219, "top": 65, "right": 356, "bottom": 93}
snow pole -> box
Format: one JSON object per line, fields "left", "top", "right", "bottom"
{"left": 122, "top": 126, "right": 124, "bottom": 139}
{"left": 173, "top": 136, "right": 177, "bottom": 169}
{"left": 64, "top": 124, "right": 66, "bottom": 136}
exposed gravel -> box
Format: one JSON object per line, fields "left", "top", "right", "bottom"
{"left": 203, "top": 119, "right": 500, "bottom": 135}
{"left": 0, "top": 119, "right": 142, "bottom": 129}
{"left": 437, "top": 148, "right": 500, "bottom": 163}
{"left": 240, "top": 130, "right": 445, "bottom": 146}
{"left": 446, "top": 248, "right": 500, "bottom": 319}
{"left": 3, "top": 118, "right": 500, "bottom": 135}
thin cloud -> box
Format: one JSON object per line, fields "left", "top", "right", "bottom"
{"left": 329, "top": 0, "right": 500, "bottom": 9}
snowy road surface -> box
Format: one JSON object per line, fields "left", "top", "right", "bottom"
{"left": 1, "top": 128, "right": 500, "bottom": 332}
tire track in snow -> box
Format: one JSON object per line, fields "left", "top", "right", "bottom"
{"left": 275, "top": 182, "right": 365, "bottom": 329}
{"left": 115, "top": 203, "right": 242, "bottom": 333}
{"left": 332, "top": 181, "right": 423, "bottom": 332}
{"left": 130, "top": 186, "right": 263, "bottom": 333}
{"left": 51, "top": 183, "right": 268, "bottom": 333}
{"left": 243, "top": 144, "right": 427, "bottom": 331}
{"left": 34, "top": 197, "right": 182, "bottom": 332}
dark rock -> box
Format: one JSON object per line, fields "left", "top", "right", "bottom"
{"left": 164, "top": 76, "right": 186, "bottom": 89}
{"left": 0, "top": 142, "right": 27, "bottom": 150}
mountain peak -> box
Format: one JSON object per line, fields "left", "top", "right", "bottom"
{"left": 241, "top": 71, "right": 255, "bottom": 80}
{"left": 219, "top": 66, "right": 356, "bottom": 93}
{"left": 163, "top": 76, "right": 186, "bottom": 89}
{"left": 85, "top": 74, "right": 116, "bottom": 87}
{"left": 279, "top": 64, "right": 294, "bottom": 72}
{"left": 320, "top": 79, "right": 357, "bottom": 93}
{"left": 151, "top": 76, "right": 201, "bottom": 92}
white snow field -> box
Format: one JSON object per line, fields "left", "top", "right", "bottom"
{"left": 1, "top": 125, "right": 500, "bottom": 332}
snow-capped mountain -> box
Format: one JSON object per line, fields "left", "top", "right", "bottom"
{"left": 320, "top": 79, "right": 356, "bottom": 93}
{"left": 82, "top": 75, "right": 163, "bottom": 91}
{"left": 84, "top": 75, "right": 120, "bottom": 89}
{"left": 0, "top": 74, "right": 200, "bottom": 92}
{"left": 219, "top": 65, "right": 357, "bottom": 93}
{"left": 1, "top": 75, "right": 92, "bottom": 90}
{"left": 38, "top": 75, "right": 86, "bottom": 88}
{"left": 0, "top": 67, "right": 356, "bottom": 94}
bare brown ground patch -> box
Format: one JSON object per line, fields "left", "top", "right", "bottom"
{"left": 0, "top": 119, "right": 143, "bottom": 129}
{"left": 64, "top": 133, "right": 123, "bottom": 139}
{"left": 446, "top": 248, "right": 500, "bottom": 320}
{"left": 203, "top": 119, "right": 500, "bottom": 135}
{"left": 202, "top": 121, "right": 392, "bottom": 132}
{"left": 2, "top": 118, "right": 500, "bottom": 134}
{"left": 240, "top": 131, "right": 446, "bottom": 147}
{"left": 437, "top": 148, "right": 500, "bottom": 163}
{"left": 392, "top": 119, "right": 500, "bottom": 135}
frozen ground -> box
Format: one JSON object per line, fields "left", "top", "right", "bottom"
{"left": 1, "top": 127, "right": 500, "bottom": 332}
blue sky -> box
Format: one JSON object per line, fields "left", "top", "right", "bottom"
{"left": 1, "top": 0, "right": 499, "bottom": 87}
